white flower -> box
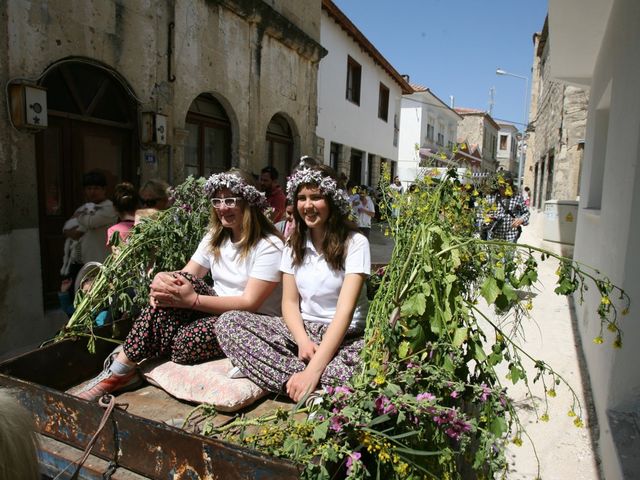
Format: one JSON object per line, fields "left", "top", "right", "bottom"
{"left": 204, "top": 173, "right": 268, "bottom": 210}
{"left": 286, "top": 168, "right": 352, "bottom": 217}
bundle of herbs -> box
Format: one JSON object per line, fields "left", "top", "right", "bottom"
{"left": 58, "top": 176, "right": 211, "bottom": 351}
{"left": 198, "top": 168, "right": 628, "bottom": 479}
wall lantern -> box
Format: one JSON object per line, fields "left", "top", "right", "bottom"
{"left": 141, "top": 112, "right": 168, "bottom": 145}
{"left": 8, "top": 83, "right": 48, "bottom": 130}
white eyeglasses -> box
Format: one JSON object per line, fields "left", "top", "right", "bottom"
{"left": 211, "top": 197, "right": 242, "bottom": 208}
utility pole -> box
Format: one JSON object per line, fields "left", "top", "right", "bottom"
{"left": 488, "top": 87, "right": 495, "bottom": 116}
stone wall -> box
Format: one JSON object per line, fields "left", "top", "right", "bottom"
{"left": 0, "top": 0, "right": 323, "bottom": 355}
{"left": 523, "top": 29, "right": 588, "bottom": 208}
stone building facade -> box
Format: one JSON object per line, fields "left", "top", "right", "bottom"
{"left": 496, "top": 123, "right": 519, "bottom": 175}
{"left": 0, "top": 0, "right": 324, "bottom": 355}
{"left": 455, "top": 108, "right": 499, "bottom": 172}
{"left": 522, "top": 18, "right": 589, "bottom": 210}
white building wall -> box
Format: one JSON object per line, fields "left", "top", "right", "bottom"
{"left": 397, "top": 93, "right": 459, "bottom": 185}
{"left": 397, "top": 105, "right": 422, "bottom": 185}
{"left": 317, "top": 11, "right": 401, "bottom": 174}
{"left": 554, "top": 0, "right": 640, "bottom": 477}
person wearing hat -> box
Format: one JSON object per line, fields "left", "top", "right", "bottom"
{"left": 478, "top": 171, "right": 529, "bottom": 242}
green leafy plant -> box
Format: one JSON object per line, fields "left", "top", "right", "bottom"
{"left": 57, "top": 176, "right": 211, "bottom": 351}
{"left": 198, "top": 166, "right": 628, "bottom": 479}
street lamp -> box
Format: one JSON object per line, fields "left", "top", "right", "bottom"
{"left": 496, "top": 68, "right": 529, "bottom": 189}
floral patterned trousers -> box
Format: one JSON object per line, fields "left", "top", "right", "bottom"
{"left": 123, "top": 272, "right": 223, "bottom": 364}
{"left": 215, "top": 310, "right": 364, "bottom": 393}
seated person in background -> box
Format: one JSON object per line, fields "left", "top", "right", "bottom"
{"left": 139, "top": 178, "right": 171, "bottom": 211}
{"left": 107, "top": 182, "right": 138, "bottom": 253}
{"left": 74, "top": 169, "right": 284, "bottom": 401}
{"left": 216, "top": 164, "right": 370, "bottom": 402}
{"left": 259, "top": 166, "right": 286, "bottom": 222}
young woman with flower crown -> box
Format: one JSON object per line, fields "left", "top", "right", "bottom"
{"left": 216, "top": 164, "right": 370, "bottom": 402}
{"left": 75, "top": 169, "right": 284, "bottom": 401}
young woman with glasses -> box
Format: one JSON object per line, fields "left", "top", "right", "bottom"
{"left": 75, "top": 169, "right": 284, "bottom": 401}
{"left": 216, "top": 164, "right": 370, "bottom": 401}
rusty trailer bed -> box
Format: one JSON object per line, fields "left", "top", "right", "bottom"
{"left": 0, "top": 332, "right": 302, "bottom": 479}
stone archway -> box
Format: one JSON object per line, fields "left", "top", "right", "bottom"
{"left": 265, "top": 113, "right": 297, "bottom": 182}
{"left": 36, "top": 59, "right": 138, "bottom": 305}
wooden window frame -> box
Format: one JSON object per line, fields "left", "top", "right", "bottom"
{"left": 378, "top": 83, "right": 389, "bottom": 121}
{"left": 346, "top": 56, "right": 362, "bottom": 105}
{"left": 185, "top": 111, "right": 231, "bottom": 177}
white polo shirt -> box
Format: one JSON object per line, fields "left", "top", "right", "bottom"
{"left": 280, "top": 232, "right": 370, "bottom": 330}
{"left": 356, "top": 196, "right": 375, "bottom": 229}
{"left": 191, "top": 233, "right": 283, "bottom": 316}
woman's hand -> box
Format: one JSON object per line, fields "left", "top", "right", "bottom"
{"left": 286, "top": 368, "right": 322, "bottom": 402}
{"left": 511, "top": 217, "right": 525, "bottom": 228}
{"left": 296, "top": 337, "right": 318, "bottom": 363}
{"left": 149, "top": 272, "right": 183, "bottom": 308}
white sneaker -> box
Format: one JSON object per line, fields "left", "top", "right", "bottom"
{"left": 228, "top": 366, "right": 247, "bottom": 379}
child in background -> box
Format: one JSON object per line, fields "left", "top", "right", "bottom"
{"left": 58, "top": 262, "right": 109, "bottom": 326}
{"left": 107, "top": 182, "right": 138, "bottom": 253}
{"left": 275, "top": 201, "right": 295, "bottom": 239}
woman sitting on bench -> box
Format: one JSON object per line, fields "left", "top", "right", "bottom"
{"left": 76, "top": 169, "right": 284, "bottom": 401}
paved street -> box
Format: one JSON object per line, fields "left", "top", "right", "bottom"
{"left": 501, "top": 211, "right": 598, "bottom": 479}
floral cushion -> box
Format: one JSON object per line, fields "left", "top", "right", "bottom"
{"left": 140, "top": 357, "right": 266, "bottom": 412}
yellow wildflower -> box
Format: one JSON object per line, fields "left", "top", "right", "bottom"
{"left": 601, "top": 296, "right": 611, "bottom": 305}
{"left": 547, "top": 389, "right": 557, "bottom": 398}
{"left": 613, "top": 339, "right": 622, "bottom": 349}
{"left": 374, "top": 373, "right": 386, "bottom": 385}
{"left": 540, "top": 413, "right": 549, "bottom": 422}
{"left": 593, "top": 336, "right": 604, "bottom": 345}
{"left": 607, "top": 323, "right": 617, "bottom": 332}
{"left": 394, "top": 462, "right": 409, "bottom": 475}
{"left": 512, "top": 436, "right": 523, "bottom": 447}
{"left": 525, "top": 301, "right": 533, "bottom": 311}
{"left": 574, "top": 417, "right": 584, "bottom": 428}
{"left": 567, "top": 410, "right": 576, "bottom": 417}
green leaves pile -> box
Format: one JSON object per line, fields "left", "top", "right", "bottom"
{"left": 201, "top": 168, "right": 628, "bottom": 479}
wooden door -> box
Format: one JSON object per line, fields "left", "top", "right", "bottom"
{"left": 36, "top": 62, "right": 137, "bottom": 306}
{"left": 36, "top": 119, "right": 133, "bottom": 306}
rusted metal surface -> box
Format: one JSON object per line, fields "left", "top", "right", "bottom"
{"left": 0, "top": 336, "right": 302, "bottom": 480}
{"left": 39, "top": 434, "right": 147, "bottom": 479}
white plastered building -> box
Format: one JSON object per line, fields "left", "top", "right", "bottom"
{"left": 316, "top": 0, "right": 412, "bottom": 188}
{"left": 548, "top": 0, "right": 640, "bottom": 477}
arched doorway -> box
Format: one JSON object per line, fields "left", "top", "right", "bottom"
{"left": 36, "top": 61, "right": 138, "bottom": 305}
{"left": 266, "top": 114, "right": 294, "bottom": 181}
{"left": 184, "top": 94, "right": 232, "bottom": 177}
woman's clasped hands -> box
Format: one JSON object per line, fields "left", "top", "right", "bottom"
{"left": 149, "top": 272, "right": 197, "bottom": 309}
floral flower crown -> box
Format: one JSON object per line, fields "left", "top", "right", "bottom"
{"left": 204, "top": 172, "right": 268, "bottom": 210}
{"left": 286, "top": 168, "right": 353, "bottom": 217}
